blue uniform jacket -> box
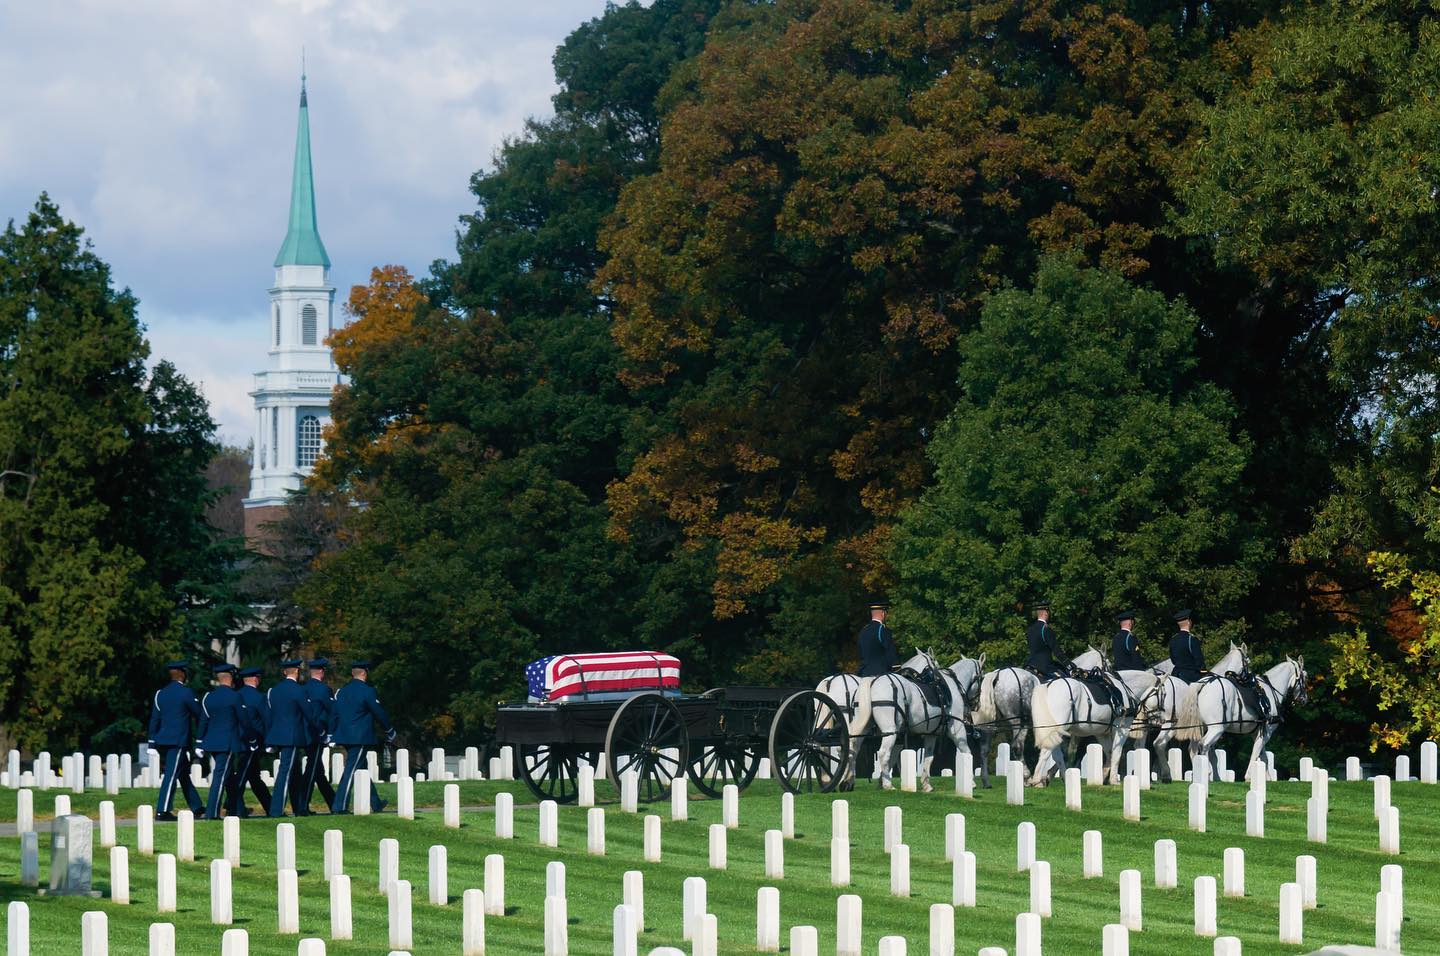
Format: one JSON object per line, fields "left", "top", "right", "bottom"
{"left": 1169, "top": 630, "right": 1206, "bottom": 683}
{"left": 237, "top": 684, "right": 269, "bottom": 749}
{"left": 301, "top": 677, "right": 335, "bottom": 743}
{"left": 857, "top": 620, "right": 898, "bottom": 677}
{"left": 197, "top": 685, "right": 249, "bottom": 754}
{"left": 266, "top": 678, "right": 314, "bottom": 747}
{"left": 331, "top": 679, "right": 394, "bottom": 746}
{"left": 148, "top": 681, "right": 202, "bottom": 747}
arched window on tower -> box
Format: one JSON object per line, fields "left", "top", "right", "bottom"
{"left": 297, "top": 414, "right": 322, "bottom": 467}
{"left": 270, "top": 409, "right": 279, "bottom": 467}
{"left": 274, "top": 306, "right": 281, "bottom": 346}
{"left": 302, "top": 304, "right": 318, "bottom": 345}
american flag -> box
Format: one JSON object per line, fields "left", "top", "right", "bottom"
{"left": 525, "top": 651, "right": 681, "bottom": 702}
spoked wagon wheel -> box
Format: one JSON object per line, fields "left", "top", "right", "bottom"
{"left": 516, "top": 744, "right": 593, "bottom": 804}
{"left": 769, "top": 690, "right": 850, "bottom": 794}
{"left": 686, "top": 688, "right": 761, "bottom": 798}
{"left": 605, "top": 693, "right": 690, "bottom": 802}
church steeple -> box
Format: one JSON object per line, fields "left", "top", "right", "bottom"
{"left": 273, "top": 73, "right": 331, "bottom": 268}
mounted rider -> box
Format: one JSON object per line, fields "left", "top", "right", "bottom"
{"left": 1024, "top": 600, "right": 1067, "bottom": 680}
{"left": 1168, "top": 609, "right": 1206, "bottom": 683}
{"left": 857, "top": 597, "right": 899, "bottom": 677}
{"left": 1111, "top": 610, "right": 1147, "bottom": 671}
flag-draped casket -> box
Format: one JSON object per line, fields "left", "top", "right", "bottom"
{"left": 525, "top": 651, "right": 681, "bottom": 703}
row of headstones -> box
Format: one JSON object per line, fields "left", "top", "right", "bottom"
{"left": 0, "top": 743, "right": 525, "bottom": 792}
{"left": 16, "top": 777, "right": 1409, "bottom": 955}
{"left": 11, "top": 905, "right": 442, "bottom": 956}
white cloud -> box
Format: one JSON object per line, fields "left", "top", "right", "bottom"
{"left": 0, "top": 0, "right": 627, "bottom": 443}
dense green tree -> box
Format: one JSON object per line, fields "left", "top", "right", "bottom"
{"left": 892, "top": 259, "right": 1262, "bottom": 663}
{"left": 0, "top": 197, "right": 232, "bottom": 750}
{"left": 1179, "top": 0, "right": 1440, "bottom": 750}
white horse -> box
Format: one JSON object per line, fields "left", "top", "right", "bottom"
{"left": 972, "top": 664, "right": 1040, "bottom": 787}
{"left": 1134, "top": 642, "right": 1248, "bottom": 781}
{"left": 841, "top": 649, "right": 974, "bottom": 791}
{"left": 1028, "top": 646, "right": 1135, "bottom": 786}
{"left": 1184, "top": 656, "right": 1309, "bottom": 779}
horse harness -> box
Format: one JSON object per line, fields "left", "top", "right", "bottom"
{"left": 1199, "top": 670, "right": 1282, "bottom": 727}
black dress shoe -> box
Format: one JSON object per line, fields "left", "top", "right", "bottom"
{"left": 155, "top": 812, "right": 178, "bottom": 822}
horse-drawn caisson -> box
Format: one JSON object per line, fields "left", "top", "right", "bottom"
{"left": 496, "top": 602, "right": 1310, "bottom": 802}
{"left": 494, "top": 651, "right": 854, "bottom": 803}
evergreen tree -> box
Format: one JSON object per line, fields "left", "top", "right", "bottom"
{"left": 0, "top": 197, "right": 231, "bottom": 750}
{"left": 892, "top": 259, "right": 1262, "bottom": 664}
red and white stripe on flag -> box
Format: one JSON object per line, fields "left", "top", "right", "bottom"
{"left": 542, "top": 651, "right": 681, "bottom": 701}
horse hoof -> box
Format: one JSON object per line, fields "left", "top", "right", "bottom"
{"left": 921, "top": 783, "right": 934, "bottom": 794}
{"left": 881, "top": 779, "right": 894, "bottom": 791}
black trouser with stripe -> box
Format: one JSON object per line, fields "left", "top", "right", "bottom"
{"left": 290, "top": 742, "right": 336, "bottom": 814}
{"left": 226, "top": 749, "right": 271, "bottom": 815}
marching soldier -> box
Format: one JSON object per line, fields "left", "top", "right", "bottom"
{"left": 1168, "top": 609, "right": 1206, "bottom": 683}
{"left": 331, "top": 660, "right": 396, "bottom": 814}
{"left": 1111, "top": 610, "right": 1147, "bottom": 672}
{"left": 196, "top": 663, "right": 248, "bottom": 820}
{"left": 857, "top": 598, "right": 898, "bottom": 677}
{"left": 1025, "top": 601, "right": 1066, "bottom": 679}
{"left": 293, "top": 658, "right": 337, "bottom": 815}
{"left": 266, "top": 659, "right": 313, "bottom": 818}
{"left": 230, "top": 666, "right": 270, "bottom": 816}
{"left": 147, "top": 661, "right": 205, "bottom": 821}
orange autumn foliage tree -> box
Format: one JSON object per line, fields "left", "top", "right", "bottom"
{"left": 312, "top": 265, "right": 439, "bottom": 497}
{"left": 597, "top": 0, "right": 1284, "bottom": 623}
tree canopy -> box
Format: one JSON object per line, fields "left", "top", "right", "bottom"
{"left": 892, "top": 258, "right": 1260, "bottom": 662}
{"left": 0, "top": 197, "right": 234, "bottom": 750}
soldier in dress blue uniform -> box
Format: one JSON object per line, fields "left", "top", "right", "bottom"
{"left": 1168, "top": 609, "right": 1206, "bottom": 683}
{"left": 1111, "top": 610, "right": 1148, "bottom": 672}
{"left": 331, "top": 660, "right": 396, "bottom": 814}
{"left": 1025, "top": 601, "right": 1066, "bottom": 679}
{"left": 196, "top": 663, "right": 249, "bottom": 819}
{"left": 293, "top": 658, "right": 338, "bottom": 815}
{"left": 147, "top": 661, "right": 205, "bottom": 821}
{"left": 857, "top": 598, "right": 899, "bottom": 677}
{"left": 266, "top": 659, "right": 313, "bottom": 817}
{"left": 230, "top": 667, "right": 270, "bottom": 816}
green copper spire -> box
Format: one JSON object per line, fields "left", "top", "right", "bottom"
{"left": 273, "top": 73, "right": 331, "bottom": 268}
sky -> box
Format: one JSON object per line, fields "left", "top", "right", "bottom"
{"left": 0, "top": 0, "right": 628, "bottom": 445}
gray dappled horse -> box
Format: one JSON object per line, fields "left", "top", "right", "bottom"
{"left": 1184, "top": 656, "right": 1309, "bottom": 780}
{"left": 1028, "top": 646, "right": 1135, "bottom": 786}
{"left": 1133, "top": 642, "right": 1249, "bottom": 782}
{"left": 839, "top": 650, "right": 974, "bottom": 791}
{"left": 973, "top": 665, "right": 1041, "bottom": 787}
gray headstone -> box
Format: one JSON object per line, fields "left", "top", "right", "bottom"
{"left": 20, "top": 831, "right": 38, "bottom": 887}
{"left": 47, "top": 814, "right": 92, "bottom": 895}
{"left": 1303, "top": 949, "right": 1391, "bottom": 955}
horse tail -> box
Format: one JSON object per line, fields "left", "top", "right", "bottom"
{"left": 849, "top": 677, "right": 876, "bottom": 738}
{"left": 1173, "top": 681, "right": 1203, "bottom": 743}
{"left": 976, "top": 672, "right": 997, "bottom": 725}
{"left": 1029, "top": 681, "right": 1066, "bottom": 751}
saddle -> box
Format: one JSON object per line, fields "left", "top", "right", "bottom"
{"left": 907, "top": 667, "right": 951, "bottom": 712}
{"left": 1225, "top": 670, "right": 1275, "bottom": 723}
{"left": 1072, "top": 666, "right": 1127, "bottom": 712}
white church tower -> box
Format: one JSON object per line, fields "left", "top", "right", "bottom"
{"left": 243, "top": 74, "right": 341, "bottom": 543}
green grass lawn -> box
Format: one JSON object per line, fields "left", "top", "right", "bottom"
{"left": 0, "top": 774, "right": 1433, "bottom": 953}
